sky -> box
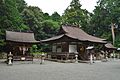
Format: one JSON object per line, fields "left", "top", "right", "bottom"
{"left": 25, "top": 0, "right": 98, "bottom": 15}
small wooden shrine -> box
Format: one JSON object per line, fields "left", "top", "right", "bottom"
{"left": 6, "top": 31, "right": 40, "bottom": 61}
{"left": 104, "top": 43, "right": 117, "bottom": 58}
{"left": 42, "top": 25, "right": 106, "bottom": 60}
{"left": 104, "top": 43, "right": 117, "bottom": 50}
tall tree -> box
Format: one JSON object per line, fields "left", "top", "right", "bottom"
{"left": 0, "top": 0, "right": 26, "bottom": 30}
{"left": 0, "top": 0, "right": 27, "bottom": 51}
{"left": 41, "top": 20, "right": 60, "bottom": 39}
{"left": 15, "top": 0, "right": 27, "bottom": 13}
{"left": 51, "top": 12, "right": 61, "bottom": 22}
{"left": 40, "top": 19, "right": 60, "bottom": 52}
{"left": 90, "top": 6, "right": 110, "bottom": 37}
{"left": 62, "top": 0, "right": 90, "bottom": 30}
{"left": 91, "top": 0, "right": 120, "bottom": 47}
{"left": 22, "top": 6, "right": 61, "bottom": 52}
{"left": 22, "top": 6, "right": 44, "bottom": 40}
{"left": 43, "top": 13, "right": 50, "bottom": 20}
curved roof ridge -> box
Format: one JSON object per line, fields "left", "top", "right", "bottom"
{"left": 42, "top": 25, "right": 106, "bottom": 44}
{"left": 62, "top": 25, "right": 106, "bottom": 42}
{"left": 41, "top": 34, "right": 65, "bottom": 42}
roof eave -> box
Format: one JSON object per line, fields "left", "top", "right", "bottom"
{"left": 6, "top": 40, "right": 40, "bottom": 44}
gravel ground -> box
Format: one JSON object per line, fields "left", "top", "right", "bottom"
{"left": 0, "top": 59, "right": 120, "bottom": 80}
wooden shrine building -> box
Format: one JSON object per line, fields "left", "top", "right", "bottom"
{"left": 42, "top": 25, "right": 106, "bottom": 60}
{"left": 6, "top": 31, "right": 40, "bottom": 61}
{"left": 104, "top": 43, "right": 117, "bottom": 50}
{"left": 104, "top": 43, "right": 117, "bottom": 58}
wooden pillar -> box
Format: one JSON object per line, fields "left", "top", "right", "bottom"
{"left": 55, "top": 43, "right": 57, "bottom": 53}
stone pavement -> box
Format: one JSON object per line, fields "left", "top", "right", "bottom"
{"left": 0, "top": 59, "right": 120, "bottom": 80}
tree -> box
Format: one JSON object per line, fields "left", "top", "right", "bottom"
{"left": 40, "top": 19, "right": 60, "bottom": 52}
{"left": 22, "top": 6, "right": 44, "bottom": 40}
{"left": 51, "top": 12, "right": 61, "bottom": 22}
{"left": 91, "top": 0, "right": 120, "bottom": 47}
{"left": 0, "top": 0, "right": 27, "bottom": 51}
{"left": 90, "top": 6, "right": 111, "bottom": 37}
{"left": 0, "top": 0, "right": 26, "bottom": 30}
{"left": 43, "top": 13, "right": 50, "bottom": 20}
{"left": 62, "top": 0, "right": 90, "bottom": 30}
{"left": 41, "top": 20, "right": 60, "bottom": 39}
{"left": 15, "top": 0, "right": 27, "bottom": 13}
{"left": 22, "top": 6, "right": 61, "bottom": 52}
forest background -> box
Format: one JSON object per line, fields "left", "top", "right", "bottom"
{"left": 0, "top": 0, "right": 120, "bottom": 53}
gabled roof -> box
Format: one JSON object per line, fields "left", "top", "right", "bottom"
{"left": 6, "top": 31, "right": 40, "bottom": 43}
{"left": 42, "top": 25, "right": 106, "bottom": 43}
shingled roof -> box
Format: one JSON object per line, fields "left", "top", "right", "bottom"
{"left": 42, "top": 25, "right": 106, "bottom": 43}
{"left": 6, "top": 31, "right": 40, "bottom": 43}
{"left": 105, "top": 43, "right": 117, "bottom": 50}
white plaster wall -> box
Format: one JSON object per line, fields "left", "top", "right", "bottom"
{"left": 57, "top": 48, "right": 62, "bottom": 52}
{"left": 52, "top": 45, "right": 56, "bottom": 52}
{"left": 69, "top": 45, "right": 77, "bottom": 53}
{"left": 52, "top": 45, "right": 62, "bottom": 52}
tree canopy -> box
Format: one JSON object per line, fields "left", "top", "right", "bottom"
{"left": 0, "top": 0, "right": 27, "bottom": 51}
{"left": 0, "top": 0, "right": 120, "bottom": 52}
{"left": 90, "top": 0, "right": 120, "bottom": 47}
{"left": 62, "top": 0, "right": 90, "bottom": 30}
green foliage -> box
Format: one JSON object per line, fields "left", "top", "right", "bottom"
{"left": 1, "top": 0, "right": 120, "bottom": 52}
{"left": 30, "top": 45, "right": 38, "bottom": 53}
{"left": 15, "top": 0, "right": 27, "bottom": 13}
{"left": 90, "top": 0, "right": 120, "bottom": 46}
{"left": 43, "top": 13, "right": 50, "bottom": 20}
{"left": 115, "top": 33, "right": 120, "bottom": 47}
{"left": 22, "top": 6, "right": 44, "bottom": 28}
{"left": 51, "top": 12, "right": 61, "bottom": 22}
{"left": 32, "top": 52, "right": 46, "bottom": 55}
{"left": 62, "top": 0, "right": 90, "bottom": 30}
{"left": 40, "top": 20, "right": 60, "bottom": 52}
{"left": 22, "top": 6, "right": 60, "bottom": 52}
{"left": 0, "top": 0, "right": 28, "bottom": 51}
{"left": 0, "top": 0, "right": 24, "bottom": 30}
{"left": 41, "top": 20, "right": 60, "bottom": 39}
{"left": 22, "top": 6, "right": 44, "bottom": 40}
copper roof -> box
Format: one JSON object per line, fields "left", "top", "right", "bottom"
{"left": 105, "top": 43, "right": 117, "bottom": 49}
{"left": 42, "top": 25, "right": 106, "bottom": 43}
{"left": 6, "top": 31, "right": 40, "bottom": 43}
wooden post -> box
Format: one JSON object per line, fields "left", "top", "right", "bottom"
{"left": 90, "top": 53, "right": 93, "bottom": 64}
